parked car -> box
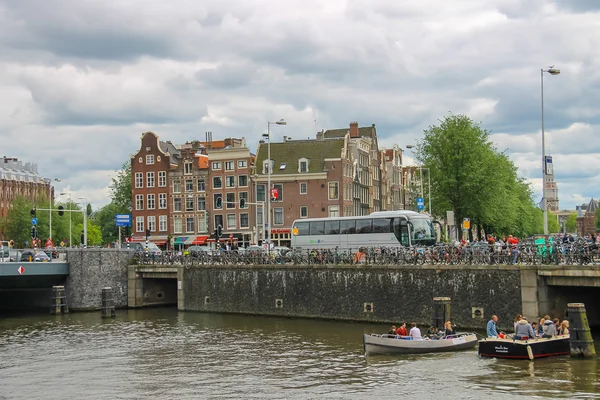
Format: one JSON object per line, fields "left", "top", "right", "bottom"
{"left": 20, "top": 250, "right": 51, "bottom": 262}
{"left": 129, "top": 242, "right": 162, "bottom": 256}
{"left": 186, "top": 246, "right": 215, "bottom": 257}
{"left": 9, "top": 249, "right": 22, "bottom": 262}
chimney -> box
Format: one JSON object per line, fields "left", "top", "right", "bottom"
{"left": 316, "top": 130, "right": 324, "bottom": 141}
{"left": 350, "top": 121, "right": 359, "bottom": 138}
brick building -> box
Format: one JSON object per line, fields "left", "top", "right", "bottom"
{"left": 576, "top": 198, "right": 599, "bottom": 236}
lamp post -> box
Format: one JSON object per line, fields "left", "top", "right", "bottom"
{"left": 405, "top": 145, "right": 430, "bottom": 214}
{"left": 59, "top": 192, "right": 72, "bottom": 248}
{"left": 78, "top": 197, "right": 88, "bottom": 248}
{"left": 541, "top": 66, "right": 560, "bottom": 235}
{"left": 262, "top": 119, "right": 287, "bottom": 250}
{"left": 47, "top": 178, "right": 61, "bottom": 240}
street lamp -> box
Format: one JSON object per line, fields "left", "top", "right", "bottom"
{"left": 59, "top": 192, "right": 72, "bottom": 248}
{"left": 263, "top": 119, "right": 287, "bottom": 249}
{"left": 541, "top": 66, "right": 560, "bottom": 235}
{"left": 78, "top": 196, "right": 88, "bottom": 248}
{"left": 47, "top": 178, "right": 61, "bottom": 241}
{"left": 406, "top": 145, "right": 431, "bottom": 214}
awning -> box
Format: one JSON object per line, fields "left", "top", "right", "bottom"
{"left": 154, "top": 241, "right": 167, "bottom": 246}
{"left": 186, "top": 235, "right": 209, "bottom": 245}
{"left": 174, "top": 237, "right": 188, "bottom": 244}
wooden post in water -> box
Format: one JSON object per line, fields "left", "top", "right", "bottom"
{"left": 567, "top": 303, "right": 596, "bottom": 358}
{"left": 101, "top": 287, "right": 115, "bottom": 318}
{"left": 50, "top": 286, "right": 69, "bottom": 314}
{"left": 432, "top": 297, "right": 451, "bottom": 331}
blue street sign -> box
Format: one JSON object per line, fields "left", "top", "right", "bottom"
{"left": 115, "top": 214, "right": 132, "bottom": 227}
{"left": 31, "top": 218, "right": 38, "bottom": 225}
{"left": 416, "top": 197, "right": 425, "bottom": 210}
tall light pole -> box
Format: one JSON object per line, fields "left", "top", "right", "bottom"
{"left": 59, "top": 192, "right": 72, "bottom": 248}
{"left": 541, "top": 66, "right": 560, "bottom": 235}
{"left": 47, "top": 178, "right": 61, "bottom": 241}
{"left": 263, "top": 119, "right": 287, "bottom": 249}
{"left": 78, "top": 196, "right": 88, "bottom": 248}
{"left": 406, "top": 145, "right": 426, "bottom": 213}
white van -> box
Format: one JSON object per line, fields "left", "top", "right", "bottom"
{"left": 129, "top": 242, "right": 162, "bottom": 256}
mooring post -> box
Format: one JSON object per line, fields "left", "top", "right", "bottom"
{"left": 567, "top": 303, "right": 596, "bottom": 358}
{"left": 432, "top": 297, "right": 451, "bottom": 331}
{"left": 101, "top": 287, "right": 116, "bottom": 318}
{"left": 50, "top": 285, "right": 69, "bottom": 314}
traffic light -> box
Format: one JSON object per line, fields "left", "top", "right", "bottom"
{"left": 30, "top": 208, "right": 36, "bottom": 217}
{"left": 58, "top": 205, "right": 64, "bottom": 216}
{"left": 217, "top": 224, "right": 222, "bottom": 237}
{"left": 146, "top": 229, "right": 150, "bottom": 239}
{"left": 30, "top": 226, "right": 37, "bottom": 238}
{"left": 240, "top": 198, "right": 246, "bottom": 208}
{"left": 215, "top": 196, "right": 222, "bottom": 209}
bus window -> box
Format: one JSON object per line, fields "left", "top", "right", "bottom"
{"left": 309, "top": 221, "right": 325, "bottom": 235}
{"left": 372, "top": 218, "right": 391, "bottom": 233}
{"left": 356, "top": 219, "right": 372, "bottom": 234}
{"left": 412, "top": 218, "right": 435, "bottom": 244}
{"left": 325, "top": 220, "right": 340, "bottom": 235}
{"left": 393, "top": 218, "right": 410, "bottom": 246}
{"left": 340, "top": 220, "right": 356, "bottom": 234}
{"left": 295, "top": 221, "right": 309, "bottom": 236}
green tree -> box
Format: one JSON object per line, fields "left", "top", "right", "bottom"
{"left": 595, "top": 208, "right": 600, "bottom": 232}
{"left": 565, "top": 213, "right": 577, "bottom": 233}
{"left": 110, "top": 160, "right": 132, "bottom": 214}
{"left": 0, "top": 195, "right": 35, "bottom": 247}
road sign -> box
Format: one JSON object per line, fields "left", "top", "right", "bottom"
{"left": 416, "top": 197, "right": 425, "bottom": 211}
{"left": 31, "top": 218, "right": 38, "bottom": 225}
{"left": 115, "top": 214, "right": 132, "bottom": 227}
{"left": 18, "top": 266, "right": 25, "bottom": 275}
{"left": 463, "top": 218, "right": 471, "bottom": 230}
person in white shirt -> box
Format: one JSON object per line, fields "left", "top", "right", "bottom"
{"left": 409, "top": 322, "right": 423, "bottom": 340}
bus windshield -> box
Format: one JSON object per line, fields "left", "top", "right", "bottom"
{"left": 411, "top": 218, "right": 436, "bottom": 245}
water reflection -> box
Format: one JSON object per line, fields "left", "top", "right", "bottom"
{"left": 0, "top": 309, "right": 598, "bottom": 399}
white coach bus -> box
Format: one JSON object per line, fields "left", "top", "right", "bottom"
{"left": 290, "top": 210, "right": 438, "bottom": 251}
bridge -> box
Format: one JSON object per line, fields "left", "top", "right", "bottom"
{"left": 0, "top": 261, "right": 69, "bottom": 289}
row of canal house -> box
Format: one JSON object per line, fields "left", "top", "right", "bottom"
{"left": 131, "top": 122, "right": 408, "bottom": 249}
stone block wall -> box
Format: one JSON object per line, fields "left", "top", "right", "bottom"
{"left": 65, "top": 249, "right": 132, "bottom": 310}
{"left": 182, "top": 265, "right": 522, "bottom": 330}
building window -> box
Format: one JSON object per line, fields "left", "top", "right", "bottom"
{"left": 185, "top": 196, "right": 194, "bottom": 211}
{"left": 147, "top": 172, "right": 155, "bottom": 188}
{"left": 213, "top": 177, "right": 222, "bottom": 189}
{"left": 173, "top": 217, "right": 182, "bottom": 233}
{"left": 239, "top": 192, "right": 248, "bottom": 209}
{"left": 136, "top": 216, "right": 144, "bottom": 232}
{"left": 238, "top": 175, "right": 248, "bottom": 187}
{"left": 328, "top": 205, "right": 339, "bottom": 217}
{"left": 135, "top": 194, "right": 144, "bottom": 210}
{"left": 173, "top": 179, "right": 181, "bottom": 193}
{"left": 147, "top": 216, "right": 156, "bottom": 232}
{"left": 184, "top": 161, "right": 193, "bottom": 174}
{"left": 273, "top": 183, "right": 283, "bottom": 202}
{"left": 197, "top": 178, "right": 205, "bottom": 192}
{"left": 227, "top": 214, "right": 236, "bottom": 229}
{"left": 225, "top": 176, "right": 236, "bottom": 188}
{"left": 225, "top": 161, "right": 235, "bottom": 171}
{"left": 135, "top": 173, "right": 143, "bottom": 188}
{"left": 186, "top": 217, "right": 195, "bottom": 233}
{"left": 146, "top": 154, "right": 154, "bottom": 165}
{"left": 274, "top": 207, "right": 284, "bottom": 225}
{"left": 212, "top": 161, "right": 222, "bottom": 170}
{"left": 147, "top": 194, "right": 155, "bottom": 210}
{"left": 214, "top": 215, "right": 223, "bottom": 230}
{"left": 257, "top": 208, "right": 263, "bottom": 226}
{"left": 263, "top": 160, "right": 273, "bottom": 174}
{"left": 257, "top": 184, "right": 266, "bottom": 202}
{"left": 299, "top": 158, "right": 309, "bottom": 173}
{"left": 197, "top": 196, "right": 206, "bottom": 211}
{"left": 300, "top": 206, "right": 308, "bottom": 218}
{"left": 159, "top": 193, "right": 167, "bottom": 209}
{"left": 300, "top": 182, "right": 307, "bottom": 195}
{"left": 159, "top": 215, "right": 167, "bottom": 232}
{"left": 198, "top": 215, "right": 207, "bottom": 233}
{"left": 173, "top": 198, "right": 182, "bottom": 212}
{"left": 240, "top": 213, "right": 249, "bottom": 228}
{"left": 328, "top": 182, "right": 339, "bottom": 200}
{"left": 185, "top": 179, "right": 193, "bottom": 192}
{"left": 214, "top": 193, "right": 222, "bottom": 209}
{"left": 158, "top": 171, "right": 166, "bottom": 187}
{"left": 238, "top": 160, "right": 247, "bottom": 168}
{"left": 279, "top": 163, "right": 286, "bottom": 171}
{"left": 226, "top": 192, "right": 236, "bottom": 209}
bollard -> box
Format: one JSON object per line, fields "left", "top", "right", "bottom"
{"left": 432, "top": 297, "right": 451, "bottom": 331}
{"left": 567, "top": 303, "right": 596, "bottom": 358}
{"left": 101, "top": 287, "right": 116, "bottom": 318}
{"left": 50, "top": 285, "right": 69, "bottom": 314}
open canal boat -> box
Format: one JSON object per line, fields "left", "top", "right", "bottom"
{"left": 363, "top": 332, "right": 478, "bottom": 355}
{"left": 478, "top": 335, "right": 570, "bottom": 360}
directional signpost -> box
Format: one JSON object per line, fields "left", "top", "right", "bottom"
{"left": 31, "top": 218, "right": 38, "bottom": 225}
{"left": 416, "top": 197, "right": 425, "bottom": 211}
{"left": 115, "top": 214, "right": 131, "bottom": 249}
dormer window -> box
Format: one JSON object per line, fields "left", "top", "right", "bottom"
{"left": 299, "top": 158, "right": 310, "bottom": 173}
{"left": 263, "top": 160, "right": 274, "bottom": 174}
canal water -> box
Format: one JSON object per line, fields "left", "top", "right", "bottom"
{"left": 0, "top": 309, "right": 598, "bottom": 399}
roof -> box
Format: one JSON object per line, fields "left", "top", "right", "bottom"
{"left": 587, "top": 198, "right": 599, "bottom": 213}
{"left": 159, "top": 140, "right": 180, "bottom": 158}
{"left": 323, "top": 126, "right": 375, "bottom": 139}
{"left": 255, "top": 139, "right": 344, "bottom": 175}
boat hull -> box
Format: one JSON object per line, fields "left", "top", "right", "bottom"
{"left": 364, "top": 333, "right": 478, "bottom": 355}
{"left": 478, "top": 335, "right": 570, "bottom": 360}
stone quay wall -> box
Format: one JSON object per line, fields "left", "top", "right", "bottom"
{"left": 181, "top": 264, "right": 523, "bottom": 330}
{"left": 66, "top": 249, "right": 132, "bottom": 310}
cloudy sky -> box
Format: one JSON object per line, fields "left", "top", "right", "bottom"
{"left": 1, "top": 0, "right": 599, "bottom": 210}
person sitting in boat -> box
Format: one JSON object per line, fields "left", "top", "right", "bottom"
{"left": 542, "top": 315, "right": 557, "bottom": 338}
{"left": 538, "top": 318, "right": 545, "bottom": 336}
{"left": 388, "top": 325, "right": 397, "bottom": 335}
{"left": 559, "top": 320, "right": 570, "bottom": 336}
{"left": 425, "top": 325, "right": 438, "bottom": 338}
{"left": 486, "top": 315, "right": 499, "bottom": 338}
{"left": 409, "top": 322, "right": 423, "bottom": 340}
{"left": 396, "top": 322, "right": 408, "bottom": 337}
{"left": 513, "top": 314, "right": 523, "bottom": 331}
{"left": 531, "top": 321, "right": 540, "bottom": 337}
{"left": 514, "top": 316, "right": 536, "bottom": 340}
{"left": 443, "top": 321, "right": 456, "bottom": 337}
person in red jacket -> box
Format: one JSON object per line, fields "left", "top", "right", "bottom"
{"left": 507, "top": 235, "right": 519, "bottom": 264}
{"left": 396, "top": 322, "right": 408, "bottom": 337}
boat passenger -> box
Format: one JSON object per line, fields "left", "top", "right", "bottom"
{"left": 409, "top": 322, "right": 422, "bottom": 340}
{"left": 531, "top": 322, "right": 540, "bottom": 337}
{"left": 542, "top": 315, "right": 557, "bottom": 338}
{"left": 513, "top": 314, "right": 523, "bottom": 332}
{"left": 388, "top": 325, "right": 397, "bottom": 335}
{"left": 538, "top": 318, "right": 545, "bottom": 336}
{"left": 425, "top": 325, "right": 438, "bottom": 338}
{"left": 559, "top": 320, "right": 570, "bottom": 336}
{"left": 553, "top": 318, "right": 560, "bottom": 333}
{"left": 443, "top": 321, "right": 456, "bottom": 337}
{"left": 486, "top": 315, "right": 499, "bottom": 338}
{"left": 396, "top": 322, "right": 408, "bottom": 337}
{"left": 514, "top": 316, "right": 536, "bottom": 340}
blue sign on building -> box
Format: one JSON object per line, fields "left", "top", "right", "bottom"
{"left": 416, "top": 197, "right": 425, "bottom": 211}
{"left": 115, "top": 214, "right": 132, "bottom": 227}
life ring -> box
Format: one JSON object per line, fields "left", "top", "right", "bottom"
{"left": 527, "top": 345, "right": 534, "bottom": 361}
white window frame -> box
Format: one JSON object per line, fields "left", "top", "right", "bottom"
{"left": 159, "top": 215, "right": 167, "bottom": 232}
{"left": 263, "top": 160, "right": 274, "bottom": 174}
{"left": 158, "top": 171, "right": 166, "bottom": 187}
{"left": 185, "top": 179, "right": 194, "bottom": 193}
{"left": 212, "top": 161, "right": 222, "bottom": 170}
{"left": 158, "top": 193, "right": 167, "bottom": 209}
{"left": 173, "top": 179, "right": 181, "bottom": 193}
{"left": 226, "top": 213, "right": 236, "bottom": 229}
{"left": 328, "top": 205, "right": 339, "bottom": 217}
{"left": 146, "top": 154, "right": 154, "bottom": 165}
{"left": 197, "top": 178, "right": 206, "bottom": 192}
{"left": 328, "top": 181, "right": 339, "bottom": 200}
{"left": 226, "top": 192, "right": 236, "bottom": 209}
{"left": 240, "top": 213, "right": 249, "bottom": 228}
{"left": 238, "top": 160, "right": 247, "bottom": 169}
{"left": 298, "top": 158, "right": 309, "bottom": 173}
{"left": 136, "top": 216, "right": 144, "bottom": 232}
{"left": 135, "top": 194, "right": 144, "bottom": 210}
{"left": 173, "top": 217, "right": 183, "bottom": 234}
{"left": 186, "top": 217, "right": 195, "bottom": 233}
{"left": 213, "top": 176, "right": 222, "bottom": 189}
{"left": 225, "top": 176, "right": 236, "bottom": 188}
{"left": 184, "top": 161, "right": 193, "bottom": 175}
{"left": 225, "top": 161, "right": 235, "bottom": 171}
{"left": 238, "top": 175, "right": 248, "bottom": 187}
{"left": 273, "top": 207, "right": 284, "bottom": 225}
{"left": 185, "top": 196, "right": 194, "bottom": 212}
{"left": 147, "top": 216, "right": 156, "bottom": 232}
{"left": 198, "top": 215, "right": 207, "bottom": 233}
{"left": 146, "top": 172, "right": 155, "bottom": 188}
{"left": 173, "top": 197, "right": 182, "bottom": 212}
{"left": 135, "top": 173, "right": 143, "bottom": 188}
{"left": 299, "top": 182, "right": 307, "bottom": 195}
{"left": 147, "top": 194, "right": 155, "bottom": 210}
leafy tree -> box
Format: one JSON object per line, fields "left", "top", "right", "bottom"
{"left": 565, "top": 213, "right": 577, "bottom": 233}
{"left": 595, "top": 208, "right": 600, "bottom": 232}
{"left": 109, "top": 160, "right": 132, "bottom": 214}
